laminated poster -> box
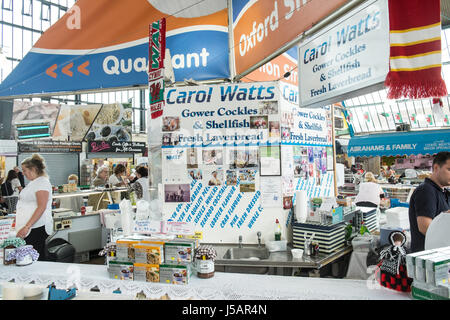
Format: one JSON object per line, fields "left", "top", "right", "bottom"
{"left": 162, "top": 149, "right": 188, "bottom": 183}
{"left": 239, "top": 169, "right": 257, "bottom": 193}
{"left": 260, "top": 177, "right": 282, "bottom": 208}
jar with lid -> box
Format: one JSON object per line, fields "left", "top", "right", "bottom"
{"left": 194, "top": 245, "right": 217, "bottom": 279}
{"left": 1, "top": 237, "right": 26, "bottom": 265}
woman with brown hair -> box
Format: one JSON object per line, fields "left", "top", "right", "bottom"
{"left": 15, "top": 153, "right": 53, "bottom": 260}
{"left": 108, "top": 163, "right": 128, "bottom": 187}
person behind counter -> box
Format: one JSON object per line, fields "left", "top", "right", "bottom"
{"left": 15, "top": 153, "right": 53, "bottom": 260}
{"left": 130, "top": 166, "right": 150, "bottom": 202}
{"left": 409, "top": 151, "right": 450, "bottom": 253}
{"left": 57, "top": 174, "right": 83, "bottom": 212}
{"left": 1, "top": 169, "right": 22, "bottom": 197}
{"left": 88, "top": 165, "right": 110, "bottom": 210}
{"left": 108, "top": 164, "right": 128, "bottom": 187}
{"left": 354, "top": 172, "right": 385, "bottom": 208}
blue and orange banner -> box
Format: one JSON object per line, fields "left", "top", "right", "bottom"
{"left": 0, "top": 0, "right": 229, "bottom": 97}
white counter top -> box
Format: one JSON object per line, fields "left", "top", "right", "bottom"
{"left": 0, "top": 261, "right": 412, "bottom": 300}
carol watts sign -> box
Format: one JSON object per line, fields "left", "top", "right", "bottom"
{"left": 298, "top": 0, "right": 389, "bottom": 108}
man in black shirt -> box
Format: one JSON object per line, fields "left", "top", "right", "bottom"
{"left": 409, "top": 152, "right": 450, "bottom": 253}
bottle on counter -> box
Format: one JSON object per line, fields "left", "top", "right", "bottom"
{"left": 274, "top": 218, "right": 282, "bottom": 241}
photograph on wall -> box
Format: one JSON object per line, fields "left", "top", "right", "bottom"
{"left": 239, "top": 169, "right": 256, "bottom": 193}
{"left": 162, "top": 116, "right": 180, "bottom": 132}
{"left": 258, "top": 101, "right": 278, "bottom": 115}
{"left": 250, "top": 115, "right": 268, "bottom": 129}
{"left": 164, "top": 184, "right": 190, "bottom": 203}
{"left": 315, "top": 159, "right": 322, "bottom": 185}
{"left": 203, "top": 167, "right": 224, "bottom": 186}
{"left": 225, "top": 170, "right": 238, "bottom": 186}
{"left": 228, "top": 147, "right": 258, "bottom": 169}
{"left": 281, "top": 127, "right": 291, "bottom": 140}
{"left": 321, "top": 148, "right": 328, "bottom": 174}
{"left": 187, "top": 147, "right": 199, "bottom": 169}
{"left": 162, "top": 132, "right": 180, "bottom": 147}
{"left": 308, "top": 147, "right": 314, "bottom": 163}
{"left": 308, "top": 163, "right": 315, "bottom": 179}
{"left": 260, "top": 145, "right": 281, "bottom": 176}
{"left": 283, "top": 196, "right": 293, "bottom": 210}
{"left": 202, "top": 148, "right": 223, "bottom": 165}
{"left": 281, "top": 111, "right": 294, "bottom": 127}
{"left": 85, "top": 103, "right": 132, "bottom": 142}
{"left": 269, "top": 121, "right": 280, "bottom": 138}
{"left": 294, "top": 156, "right": 308, "bottom": 179}
{"left": 188, "top": 168, "right": 203, "bottom": 181}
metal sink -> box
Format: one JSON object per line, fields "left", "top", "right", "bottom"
{"left": 223, "top": 247, "right": 270, "bottom": 260}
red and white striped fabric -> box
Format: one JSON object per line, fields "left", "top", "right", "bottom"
{"left": 384, "top": 0, "right": 447, "bottom": 99}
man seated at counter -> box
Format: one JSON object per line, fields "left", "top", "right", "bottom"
{"left": 409, "top": 151, "right": 450, "bottom": 253}
{"left": 88, "top": 165, "right": 110, "bottom": 210}
{"left": 354, "top": 172, "right": 385, "bottom": 208}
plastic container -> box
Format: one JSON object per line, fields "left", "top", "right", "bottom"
{"left": 291, "top": 249, "right": 304, "bottom": 259}
{"left": 266, "top": 240, "right": 287, "bottom": 252}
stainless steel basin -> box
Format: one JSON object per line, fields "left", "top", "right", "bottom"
{"left": 223, "top": 247, "right": 270, "bottom": 260}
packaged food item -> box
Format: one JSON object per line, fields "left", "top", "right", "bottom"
{"left": 425, "top": 253, "right": 450, "bottom": 286}
{"left": 140, "top": 240, "right": 165, "bottom": 263}
{"left": 133, "top": 263, "right": 160, "bottom": 282}
{"left": 115, "top": 240, "right": 139, "bottom": 261}
{"left": 416, "top": 253, "right": 444, "bottom": 283}
{"left": 164, "top": 239, "right": 196, "bottom": 264}
{"left": 107, "top": 261, "right": 134, "bottom": 280}
{"left": 159, "top": 264, "right": 191, "bottom": 285}
{"left": 133, "top": 243, "right": 164, "bottom": 265}
{"left": 406, "top": 248, "right": 439, "bottom": 279}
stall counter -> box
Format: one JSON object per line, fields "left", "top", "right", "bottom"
{"left": 0, "top": 261, "right": 411, "bottom": 300}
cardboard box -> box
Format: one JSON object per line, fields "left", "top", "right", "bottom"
{"left": 133, "top": 243, "right": 164, "bottom": 265}
{"left": 115, "top": 240, "right": 140, "bottom": 262}
{"left": 164, "top": 239, "right": 196, "bottom": 264}
{"left": 159, "top": 264, "right": 191, "bottom": 285}
{"left": 133, "top": 263, "right": 160, "bottom": 283}
{"left": 406, "top": 249, "right": 439, "bottom": 279}
{"left": 416, "top": 253, "right": 444, "bottom": 283}
{"left": 107, "top": 261, "right": 134, "bottom": 280}
{"left": 425, "top": 253, "right": 450, "bottom": 286}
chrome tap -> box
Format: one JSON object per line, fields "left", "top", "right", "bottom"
{"left": 238, "top": 235, "right": 243, "bottom": 248}
{"left": 257, "top": 231, "right": 262, "bottom": 248}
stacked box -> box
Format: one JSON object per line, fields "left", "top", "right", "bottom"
{"left": 164, "top": 239, "right": 196, "bottom": 264}
{"left": 134, "top": 243, "right": 164, "bottom": 265}
{"left": 415, "top": 253, "right": 444, "bottom": 283}
{"left": 133, "top": 263, "right": 160, "bottom": 283}
{"left": 115, "top": 240, "right": 140, "bottom": 262}
{"left": 159, "top": 264, "right": 191, "bottom": 285}
{"left": 406, "top": 248, "right": 439, "bottom": 279}
{"left": 107, "top": 261, "right": 134, "bottom": 280}
{"left": 425, "top": 253, "right": 450, "bottom": 287}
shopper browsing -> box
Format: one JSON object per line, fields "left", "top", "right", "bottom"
{"left": 409, "top": 151, "right": 450, "bottom": 253}
{"left": 109, "top": 164, "right": 128, "bottom": 187}
{"left": 88, "top": 165, "right": 110, "bottom": 210}
{"left": 354, "top": 172, "right": 385, "bottom": 208}
{"left": 15, "top": 153, "right": 53, "bottom": 260}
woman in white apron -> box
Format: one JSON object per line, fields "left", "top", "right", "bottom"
{"left": 16, "top": 153, "right": 53, "bottom": 261}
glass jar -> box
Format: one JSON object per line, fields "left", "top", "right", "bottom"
{"left": 3, "top": 245, "right": 16, "bottom": 265}
{"left": 196, "top": 255, "right": 214, "bottom": 279}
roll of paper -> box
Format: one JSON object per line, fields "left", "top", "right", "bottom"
{"left": 295, "top": 190, "right": 308, "bottom": 223}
